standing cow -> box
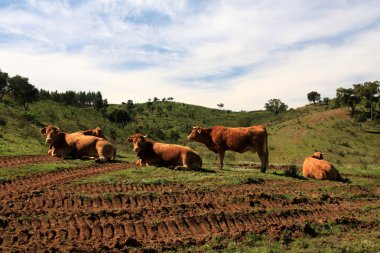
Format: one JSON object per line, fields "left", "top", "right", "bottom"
{"left": 187, "top": 125, "right": 269, "bottom": 172}
{"left": 41, "top": 125, "right": 116, "bottom": 162}
{"left": 127, "top": 133, "right": 202, "bottom": 170}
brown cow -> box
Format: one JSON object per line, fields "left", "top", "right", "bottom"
{"left": 47, "top": 127, "right": 106, "bottom": 156}
{"left": 187, "top": 125, "right": 268, "bottom": 172}
{"left": 41, "top": 125, "right": 116, "bottom": 162}
{"left": 80, "top": 127, "right": 106, "bottom": 139}
{"left": 302, "top": 152, "right": 344, "bottom": 181}
{"left": 127, "top": 134, "right": 202, "bottom": 170}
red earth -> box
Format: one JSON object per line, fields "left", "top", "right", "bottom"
{"left": 0, "top": 155, "right": 378, "bottom": 252}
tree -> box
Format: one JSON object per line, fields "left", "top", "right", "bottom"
{"left": 107, "top": 108, "right": 131, "bottom": 127}
{"left": 264, "top": 99, "right": 288, "bottom": 115}
{"left": 354, "top": 81, "right": 379, "bottom": 120}
{"left": 307, "top": 91, "right": 321, "bottom": 106}
{"left": 0, "top": 69, "right": 9, "bottom": 102}
{"left": 336, "top": 87, "right": 361, "bottom": 116}
{"left": 217, "top": 103, "right": 224, "bottom": 109}
{"left": 8, "top": 75, "right": 39, "bottom": 110}
{"left": 93, "top": 91, "right": 104, "bottom": 110}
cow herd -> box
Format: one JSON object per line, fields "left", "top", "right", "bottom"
{"left": 40, "top": 124, "right": 344, "bottom": 181}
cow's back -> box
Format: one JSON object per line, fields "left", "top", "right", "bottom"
{"left": 153, "top": 143, "right": 187, "bottom": 163}
{"left": 303, "top": 157, "right": 342, "bottom": 181}
{"left": 211, "top": 125, "right": 266, "bottom": 152}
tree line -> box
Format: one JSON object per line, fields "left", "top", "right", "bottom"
{"left": 0, "top": 69, "right": 107, "bottom": 111}
{"left": 2, "top": 68, "right": 379, "bottom": 124}
{"left": 264, "top": 81, "right": 379, "bottom": 123}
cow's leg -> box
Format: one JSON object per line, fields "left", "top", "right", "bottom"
{"left": 218, "top": 150, "right": 225, "bottom": 169}
{"left": 257, "top": 150, "right": 267, "bottom": 173}
{"left": 95, "top": 156, "right": 107, "bottom": 163}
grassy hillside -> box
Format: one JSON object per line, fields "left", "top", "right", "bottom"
{"left": 0, "top": 100, "right": 379, "bottom": 166}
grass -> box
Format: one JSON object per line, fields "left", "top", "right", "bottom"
{"left": 1, "top": 99, "right": 379, "bottom": 167}
{"left": 184, "top": 221, "right": 380, "bottom": 253}
{"left": 78, "top": 164, "right": 292, "bottom": 188}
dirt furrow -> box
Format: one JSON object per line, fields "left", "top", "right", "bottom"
{"left": 0, "top": 155, "right": 59, "bottom": 168}
{"left": 1, "top": 202, "right": 369, "bottom": 252}
{"left": 0, "top": 163, "right": 133, "bottom": 202}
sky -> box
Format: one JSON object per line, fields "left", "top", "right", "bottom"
{"left": 0, "top": 0, "right": 379, "bottom": 111}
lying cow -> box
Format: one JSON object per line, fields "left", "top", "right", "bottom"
{"left": 127, "top": 134, "right": 202, "bottom": 170}
{"left": 47, "top": 127, "right": 106, "bottom": 156}
{"left": 187, "top": 125, "right": 269, "bottom": 172}
{"left": 80, "top": 127, "right": 106, "bottom": 139}
{"left": 41, "top": 125, "right": 116, "bottom": 162}
{"left": 302, "top": 152, "right": 344, "bottom": 181}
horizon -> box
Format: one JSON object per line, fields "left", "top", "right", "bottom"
{"left": 1, "top": 0, "right": 379, "bottom": 111}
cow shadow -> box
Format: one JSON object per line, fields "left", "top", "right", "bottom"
{"left": 168, "top": 166, "right": 216, "bottom": 173}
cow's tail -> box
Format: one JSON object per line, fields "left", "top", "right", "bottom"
{"left": 263, "top": 127, "right": 269, "bottom": 173}
{"left": 112, "top": 148, "right": 117, "bottom": 161}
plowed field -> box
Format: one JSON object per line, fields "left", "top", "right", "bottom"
{"left": 0, "top": 155, "right": 379, "bottom": 252}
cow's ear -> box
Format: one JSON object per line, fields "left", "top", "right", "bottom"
{"left": 127, "top": 137, "right": 133, "bottom": 143}
{"left": 40, "top": 127, "right": 47, "bottom": 135}
{"left": 197, "top": 128, "right": 202, "bottom": 134}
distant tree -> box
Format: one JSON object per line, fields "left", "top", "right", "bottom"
{"left": 126, "top": 99, "right": 134, "bottom": 110}
{"left": 93, "top": 91, "right": 104, "bottom": 110}
{"left": 78, "top": 91, "right": 87, "bottom": 106}
{"left": 167, "top": 97, "right": 174, "bottom": 101}
{"left": 107, "top": 108, "right": 131, "bottom": 127}
{"left": 8, "top": 75, "right": 39, "bottom": 110}
{"left": 62, "top": 91, "right": 77, "bottom": 106}
{"left": 39, "top": 89, "right": 51, "bottom": 100}
{"left": 264, "top": 99, "right": 288, "bottom": 115}
{"left": 307, "top": 91, "right": 321, "bottom": 106}
{"left": 0, "top": 69, "right": 9, "bottom": 102}
{"left": 354, "top": 81, "right": 379, "bottom": 120}
{"left": 322, "top": 97, "right": 330, "bottom": 106}
{"left": 336, "top": 87, "right": 361, "bottom": 116}
{"left": 217, "top": 103, "right": 224, "bottom": 109}
{"left": 153, "top": 97, "right": 160, "bottom": 102}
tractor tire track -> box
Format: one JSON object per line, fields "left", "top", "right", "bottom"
{"left": 0, "top": 155, "right": 60, "bottom": 169}
{"left": 0, "top": 162, "right": 134, "bottom": 202}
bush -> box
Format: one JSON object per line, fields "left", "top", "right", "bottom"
{"left": 354, "top": 112, "right": 367, "bottom": 123}
{"left": 22, "top": 112, "right": 36, "bottom": 121}
{"left": 284, "top": 164, "right": 299, "bottom": 178}
{"left": 0, "top": 117, "right": 6, "bottom": 126}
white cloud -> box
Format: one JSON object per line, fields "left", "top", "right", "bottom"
{"left": 0, "top": 0, "right": 379, "bottom": 111}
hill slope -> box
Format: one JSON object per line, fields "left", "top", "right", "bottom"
{"left": 0, "top": 100, "right": 379, "bottom": 166}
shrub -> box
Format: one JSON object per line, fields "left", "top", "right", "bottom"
{"left": 0, "top": 117, "right": 6, "bottom": 126}
{"left": 284, "top": 164, "right": 299, "bottom": 178}
{"left": 22, "top": 112, "right": 36, "bottom": 121}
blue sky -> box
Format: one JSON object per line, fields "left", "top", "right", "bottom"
{"left": 0, "top": 0, "right": 379, "bottom": 110}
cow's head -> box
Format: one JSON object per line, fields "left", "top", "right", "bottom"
{"left": 40, "top": 125, "right": 61, "bottom": 144}
{"left": 93, "top": 127, "right": 106, "bottom": 139}
{"left": 187, "top": 126, "right": 204, "bottom": 141}
{"left": 313, "top": 151, "right": 324, "bottom": 160}
{"left": 84, "top": 127, "right": 106, "bottom": 139}
{"left": 127, "top": 134, "right": 148, "bottom": 152}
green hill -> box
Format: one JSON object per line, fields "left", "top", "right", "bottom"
{"left": 0, "top": 100, "right": 379, "bottom": 166}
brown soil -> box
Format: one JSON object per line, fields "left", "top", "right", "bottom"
{"left": 0, "top": 155, "right": 59, "bottom": 168}
{"left": 0, "top": 157, "right": 379, "bottom": 252}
